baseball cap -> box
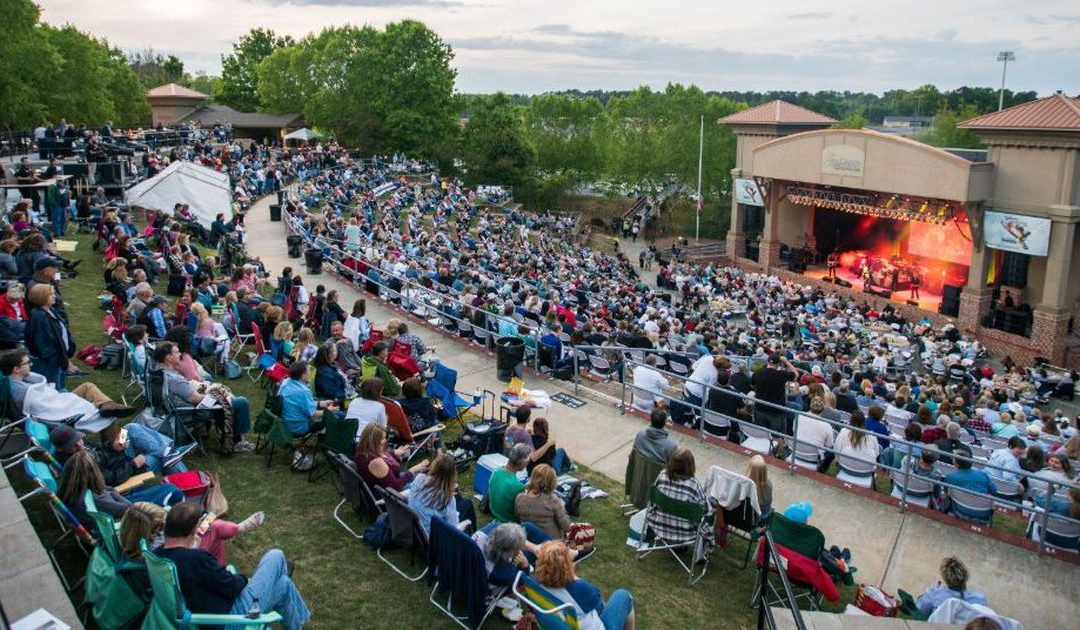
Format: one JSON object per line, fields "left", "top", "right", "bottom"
{"left": 34, "top": 257, "right": 60, "bottom": 271}
{"left": 49, "top": 425, "right": 84, "bottom": 453}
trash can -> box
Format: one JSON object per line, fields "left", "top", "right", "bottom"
{"left": 495, "top": 336, "right": 525, "bottom": 382}
{"left": 269, "top": 203, "right": 282, "bottom": 221}
{"left": 287, "top": 235, "right": 303, "bottom": 258}
{"left": 304, "top": 248, "right": 323, "bottom": 275}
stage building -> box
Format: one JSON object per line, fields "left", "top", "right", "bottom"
{"left": 722, "top": 95, "right": 1080, "bottom": 367}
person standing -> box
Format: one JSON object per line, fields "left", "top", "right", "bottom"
{"left": 14, "top": 157, "right": 40, "bottom": 213}
{"left": 24, "top": 284, "right": 75, "bottom": 390}
{"left": 752, "top": 353, "right": 800, "bottom": 436}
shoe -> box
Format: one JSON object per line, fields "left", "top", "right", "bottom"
{"left": 287, "top": 559, "right": 295, "bottom": 578}
{"left": 234, "top": 440, "right": 256, "bottom": 452}
{"left": 99, "top": 402, "right": 138, "bottom": 418}
{"left": 573, "top": 547, "right": 596, "bottom": 563}
{"left": 238, "top": 511, "right": 265, "bottom": 534}
{"left": 67, "top": 366, "right": 88, "bottom": 377}
{"left": 495, "top": 596, "right": 518, "bottom": 610}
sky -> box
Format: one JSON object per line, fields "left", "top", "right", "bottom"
{"left": 35, "top": 0, "right": 1080, "bottom": 96}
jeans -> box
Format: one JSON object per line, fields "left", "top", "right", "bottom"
{"left": 232, "top": 396, "right": 251, "bottom": 436}
{"left": 600, "top": 589, "right": 634, "bottom": 630}
{"left": 50, "top": 205, "right": 67, "bottom": 237}
{"left": 124, "top": 424, "right": 186, "bottom": 474}
{"left": 230, "top": 549, "right": 311, "bottom": 630}
{"left": 124, "top": 482, "right": 184, "bottom": 508}
{"left": 32, "top": 359, "right": 66, "bottom": 391}
{"left": 551, "top": 447, "right": 572, "bottom": 474}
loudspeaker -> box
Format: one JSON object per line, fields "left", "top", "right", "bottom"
{"left": 939, "top": 284, "right": 961, "bottom": 317}
{"left": 865, "top": 285, "right": 892, "bottom": 299}
{"left": 95, "top": 162, "right": 123, "bottom": 186}
{"left": 906, "top": 299, "right": 919, "bottom": 307}
{"left": 788, "top": 249, "right": 805, "bottom": 272}
{"left": 62, "top": 163, "right": 89, "bottom": 181}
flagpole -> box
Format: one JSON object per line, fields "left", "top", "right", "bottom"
{"left": 696, "top": 114, "right": 704, "bottom": 243}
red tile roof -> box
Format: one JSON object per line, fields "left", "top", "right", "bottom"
{"left": 958, "top": 93, "right": 1080, "bottom": 131}
{"left": 720, "top": 100, "right": 837, "bottom": 126}
{"left": 146, "top": 83, "right": 208, "bottom": 99}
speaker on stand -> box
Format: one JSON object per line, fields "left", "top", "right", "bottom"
{"left": 939, "top": 285, "right": 961, "bottom": 317}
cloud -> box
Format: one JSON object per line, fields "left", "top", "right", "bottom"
{"left": 787, "top": 12, "right": 833, "bottom": 20}
{"left": 1025, "top": 14, "right": 1080, "bottom": 26}
{"left": 250, "top": 0, "right": 461, "bottom": 6}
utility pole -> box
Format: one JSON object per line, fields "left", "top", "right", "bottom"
{"left": 997, "top": 51, "right": 1015, "bottom": 111}
{"left": 696, "top": 114, "right": 703, "bottom": 243}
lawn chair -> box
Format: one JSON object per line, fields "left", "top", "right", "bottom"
{"left": 511, "top": 572, "right": 580, "bottom": 630}
{"left": 228, "top": 304, "right": 256, "bottom": 361}
{"left": 382, "top": 399, "right": 442, "bottom": 465}
{"left": 140, "top": 542, "right": 282, "bottom": 628}
{"left": 83, "top": 491, "right": 149, "bottom": 629}
{"left": 2, "top": 417, "right": 60, "bottom": 473}
{"left": 623, "top": 447, "right": 665, "bottom": 513}
{"left": 330, "top": 453, "right": 385, "bottom": 538}
{"left": 245, "top": 322, "right": 277, "bottom": 382}
{"left": 427, "top": 516, "right": 507, "bottom": 629}
{"left": 308, "top": 413, "right": 357, "bottom": 483}
{"left": 19, "top": 456, "right": 94, "bottom": 593}
{"left": 430, "top": 362, "right": 480, "bottom": 425}
{"left": 147, "top": 368, "right": 211, "bottom": 456}
{"left": 751, "top": 512, "right": 828, "bottom": 611}
{"left": 376, "top": 487, "right": 430, "bottom": 582}
{"left": 636, "top": 485, "right": 711, "bottom": 585}
{"left": 122, "top": 338, "right": 147, "bottom": 404}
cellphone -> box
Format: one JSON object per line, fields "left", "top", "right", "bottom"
{"left": 117, "top": 428, "right": 129, "bottom": 446}
{"left": 197, "top": 513, "right": 216, "bottom": 537}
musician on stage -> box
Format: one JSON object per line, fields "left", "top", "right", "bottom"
{"left": 910, "top": 270, "right": 921, "bottom": 300}
{"left": 826, "top": 248, "right": 839, "bottom": 280}
{"left": 861, "top": 262, "right": 872, "bottom": 291}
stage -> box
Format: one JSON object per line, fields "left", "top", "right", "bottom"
{"left": 803, "top": 264, "right": 943, "bottom": 313}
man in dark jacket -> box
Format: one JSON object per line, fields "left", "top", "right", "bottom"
{"left": 234, "top": 288, "right": 263, "bottom": 336}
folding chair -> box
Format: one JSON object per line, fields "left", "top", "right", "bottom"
{"left": 245, "top": 322, "right": 277, "bottom": 382}
{"left": 148, "top": 368, "right": 210, "bottom": 456}
{"left": 2, "top": 417, "right": 59, "bottom": 472}
{"left": 739, "top": 422, "right": 774, "bottom": 455}
{"left": 228, "top": 303, "right": 255, "bottom": 361}
{"left": 636, "top": 485, "right": 711, "bottom": 585}
{"left": 140, "top": 542, "right": 282, "bottom": 628}
{"left": 889, "top": 468, "right": 934, "bottom": 508}
{"left": 427, "top": 516, "right": 508, "bottom": 629}
{"left": 511, "top": 572, "right": 580, "bottom": 630}
{"left": 83, "top": 491, "right": 149, "bottom": 629}
{"left": 382, "top": 399, "right": 442, "bottom": 464}
{"left": 308, "top": 413, "right": 357, "bottom": 483}
{"left": 789, "top": 441, "right": 822, "bottom": 470}
{"left": 1028, "top": 513, "right": 1080, "bottom": 552}
{"left": 751, "top": 513, "right": 827, "bottom": 611}
{"left": 992, "top": 478, "right": 1024, "bottom": 511}
{"left": 947, "top": 487, "right": 994, "bottom": 525}
{"left": 122, "top": 338, "right": 147, "bottom": 404}
{"left": 701, "top": 409, "right": 731, "bottom": 438}
{"left": 0, "top": 416, "right": 32, "bottom": 468}
{"left": 720, "top": 496, "right": 763, "bottom": 569}
{"left": 376, "top": 487, "right": 430, "bottom": 582}
{"left": 430, "top": 362, "right": 480, "bottom": 425}
{"left": 623, "top": 447, "right": 665, "bottom": 513}
{"left": 330, "top": 453, "right": 385, "bottom": 538}
{"left": 835, "top": 454, "right": 876, "bottom": 489}
{"left": 19, "top": 456, "right": 94, "bottom": 594}
{"left": 587, "top": 354, "right": 616, "bottom": 380}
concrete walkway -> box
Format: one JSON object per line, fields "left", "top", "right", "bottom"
{"left": 244, "top": 198, "right": 1075, "bottom": 629}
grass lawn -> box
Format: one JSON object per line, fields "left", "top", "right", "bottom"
{"left": 15, "top": 229, "right": 861, "bottom": 629}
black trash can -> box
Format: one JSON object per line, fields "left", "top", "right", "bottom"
{"left": 287, "top": 235, "right": 303, "bottom": 258}
{"left": 269, "top": 203, "right": 282, "bottom": 222}
{"left": 495, "top": 336, "right": 525, "bottom": 382}
{"left": 304, "top": 248, "right": 323, "bottom": 275}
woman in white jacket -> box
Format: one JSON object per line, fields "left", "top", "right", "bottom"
{"left": 835, "top": 410, "right": 881, "bottom": 462}
{"left": 342, "top": 298, "right": 370, "bottom": 350}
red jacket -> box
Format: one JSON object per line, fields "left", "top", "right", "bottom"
{"left": 0, "top": 295, "right": 28, "bottom": 321}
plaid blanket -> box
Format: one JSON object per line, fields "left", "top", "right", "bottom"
{"left": 646, "top": 471, "right": 712, "bottom": 546}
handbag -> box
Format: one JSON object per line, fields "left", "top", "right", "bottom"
{"left": 204, "top": 473, "right": 229, "bottom": 517}
{"left": 223, "top": 359, "right": 242, "bottom": 380}
{"left": 164, "top": 470, "right": 213, "bottom": 499}
{"left": 854, "top": 584, "right": 898, "bottom": 617}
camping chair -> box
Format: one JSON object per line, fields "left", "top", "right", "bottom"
{"left": 376, "top": 487, "right": 430, "bottom": 582}
{"left": 751, "top": 512, "right": 827, "bottom": 611}
{"left": 721, "top": 496, "right": 764, "bottom": 569}
{"left": 245, "top": 322, "right": 277, "bottom": 382}
{"left": 83, "top": 491, "right": 149, "bottom": 629}
{"left": 0, "top": 416, "right": 33, "bottom": 468}
{"left": 382, "top": 399, "right": 443, "bottom": 464}
{"left": 636, "top": 485, "right": 711, "bottom": 585}
{"left": 511, "top": 572, "right": 580, "bottom": 630}
{"left": 835, "top": 454, "right": 876, "bottom": 489}
{"left": 427, "top": 516, "right": 508, "bottom": 629}
{"left": 623, "top": 447, "right": 665, "bottom": 513}
{"left": 308, "top": 413, "right": 357, "bottom": 483}
{"left": 430, "top": 362, "right": 480, "bottom": 425}
{"left": 122, "top": 338, "right": 147, "bottom": 404}
{"left": 140, "top": 542, "right": 282, "bottom": 629}
{"left": 148, "top": 368, "right": 210, "bottom": 457}
{"left": 2, "top": 417, "right": 60, "bottom": 473}
{"left": 19, "top": 456, "right": 94, "bottom": 593}
{"left": 228, "top": 304, "right": 256, "bottom": 361}
{"left": 332, "top": 450, "right": 385, "bottom": 526}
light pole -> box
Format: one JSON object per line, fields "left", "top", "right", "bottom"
{"left": 997, "top": 51, "right": 1015, "bottom": 111}
{"left": 695, "top": 114, "right": 703, "bottom": 243}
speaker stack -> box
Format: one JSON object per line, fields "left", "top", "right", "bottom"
{"left": 939, "top": 285, "right": 961, "bottom": 316}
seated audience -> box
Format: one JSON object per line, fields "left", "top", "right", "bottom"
{"left": 353, "top": 424, "right": 428, "bottom": 491}
{"left": 533, "top": 541, "right": 635, "bottom": 630}
{"left": 312, "top": 343, "right": 348, "bottom": 401}
{"left": 632, "top": 408, "right": 678, "bottom": 464}
{"left": 397, "top": 376, "right": 442, "bottom": 433}
{"left": 515, "top": 464, "right": 572, "bottom": 540}
{"left": 646, "top": 447, "right": 711, "bottom": 546}
{"left": 489, "top": 443, "right": 532, "bottom": 523}
{"left": 345, "top": 377, "right": 387, "bottom": 439}
{"left": 944, "top": 448, "right": 997, "bottom": 520}
{"left": 360, "top": 340, "right": 401, "bottom": 397}
{"left": 835, "top": 410, "right": 881, "bottom": 462}
{"left": 915, "top": 556, "right": 987, "bottom": 617}
{"left": 59, "top": 450, "right": 182, "bottom": 530}
{"left": 745, "top": 455, "right": 773, "bottom": 514}
{"left": 526, "top": 417, "right": 573, "bottom": 474}
{"left": 279, "top": 360, "right": 338, "bottom": 436}
{"left": 406, "top": 453, "right": 475, "bottom": 534}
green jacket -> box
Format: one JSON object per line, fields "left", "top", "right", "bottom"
{"left": 361, "top": 355, "right": 401, "bottom": 397}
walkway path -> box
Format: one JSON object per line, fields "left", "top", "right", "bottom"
{"left": 243, "top": 197, "right": 1073, "bottom": 628}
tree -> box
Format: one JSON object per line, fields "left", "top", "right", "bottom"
{"left": 918, "top": 106, "right": 984, "bottom": 149}
{"left": 460, "top": 93, "right": 535, "bottom": 189}
{"left": 217, "top": 28, "right": 293, "bottom": 112}
{"left": 833, "top": 111, "right": 868, "bottom": 129}
{"left": 128, "top": 49, "right": 185, "bottom": 88}
{"left": 185, "top": 73, "right": 220, "bottom": 99}
{"left": 0, "top": 0, "right": 58, "bottom": 131}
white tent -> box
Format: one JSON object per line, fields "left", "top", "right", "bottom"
{"left": 283, "top": 127, "right": 321, "bottom": 142}
{"left": 124, "top": 161, "right": 232, "bottom": 229}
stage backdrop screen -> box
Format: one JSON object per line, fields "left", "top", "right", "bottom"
{"left": 984, "top": 210, "right": 1051, "bottom": 256}
{"left": 907, "top": 222, "right": 973, "bottom": 266}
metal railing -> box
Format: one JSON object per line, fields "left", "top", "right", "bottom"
{"left": 757, "top": 530, "right": 807, "bottom": 630}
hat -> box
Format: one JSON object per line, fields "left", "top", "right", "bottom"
{"left": 1027, "top": 424, "right": 1041, "bottom": 437}
{"left": 783, "top": 502, "right": 813, "bottom": 524}
{"left": 49, "top": 425, "right": 84, "bottom": 453}
{"left": 768, "top": 353, "right": 781, "bottom": 364}
{"left": 34, "top": 257, "right": 60, "bottom": 271}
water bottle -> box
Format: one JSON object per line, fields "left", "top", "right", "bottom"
{"left": 246, "top": 596, "right": 261, "bottom": 619}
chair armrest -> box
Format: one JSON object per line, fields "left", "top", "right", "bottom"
{"left": 411, "top": 424, "right": 445, "bottom": 438}
{"left": 510, "top": 572, "right": 577, "bottom": 616}
{"left": 188, "top": 612, "right": 283, "bottom": 626}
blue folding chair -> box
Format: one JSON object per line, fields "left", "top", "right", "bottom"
{"left": 511, "top": 572, "right": 580, "bottom": 630}
{"left": 430, "top": 362, "right": 479, "bottom": 425}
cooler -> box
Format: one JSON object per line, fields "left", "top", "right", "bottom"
{"left": 473, "top": 453, "right": 507, "bottom": 495}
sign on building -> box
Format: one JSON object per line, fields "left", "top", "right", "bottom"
{"left": 984, "top": 210, "right": 1051, "bottom": 256}
{"left": 734, "top": 178, "right": 764, "bottom": 206}
{"left": 821, "top": 145, "right": 865, "bottom": 177}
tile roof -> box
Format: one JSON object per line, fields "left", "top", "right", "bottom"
{"left": 720, "top": 100, "right": 837, "bottom": 126}
{"left": 146, "top": 83, "right": 209, "bottom": 99}
{"left": 178, "top": 105, "right": 303, "bottom": 128}
{"left": 958, "top": 93, "right": 1080, "bottom": 131}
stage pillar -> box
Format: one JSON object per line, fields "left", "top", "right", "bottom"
{"left": 758, "top": 182, "right": 782, "bottom": 270}
{"left": 726, "top": 167, "right": 746, "bottom": 259}
{"left": 759, "top": 240, "right": 783, "bottom": 271}
{"left": 958, "top": 291, "right": 991, "bottom": 333}
{"left": 1031, "top": 309, "right": 1070, "bottom": 365}
{"left": 1036, "top": 218, "right": 1077, "bottom": 313}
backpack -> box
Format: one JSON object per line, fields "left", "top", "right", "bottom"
{"left": 98, "top": 343, "right": 124, "bottom": 370}
{"left": 222, "top": 359, "right": 242, "bottom": 380}
{"left": 564, "top": 481, "right": 583, "bottom": 517}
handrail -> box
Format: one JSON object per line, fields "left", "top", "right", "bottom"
{"left": 757, "top": 529, "right": 807, "bottom": 630}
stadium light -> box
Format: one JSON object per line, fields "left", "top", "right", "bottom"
{"left": 997, "top": 51, "right": 1016, "bottom": 111}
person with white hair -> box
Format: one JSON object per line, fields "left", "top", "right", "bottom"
{"left": 631, "top": 354, "right": 669, "bottom": 410}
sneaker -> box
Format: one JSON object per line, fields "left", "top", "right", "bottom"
{"left": 234, "top": 440, "right": 257, "bottom": 453}
{"left": 495, "top": 596, "right": 518, "bottom": 610}
{"left": 572, "top": 547, "right": 596, "bottom": 563}
{"left": 500, "top": 606, "right": 523, "bottom": 622}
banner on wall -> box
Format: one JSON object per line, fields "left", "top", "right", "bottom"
{"left": 734, "top": 178, "right": 764, "bottom": 206}
{"left": 984, "top": 210, "right": 1051, "bottom": 256}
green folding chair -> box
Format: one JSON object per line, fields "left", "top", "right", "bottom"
{"left": 309, "top": 413, "right": 357, "bottom": 482}
{"left": 751, "top": 512, "right": 827, "bottom": 611}
{"left": 139, "top": 541, "right": 282, "bottom": 629}
{"left": 637, "top": 484, "right": 711, "bottom": 586}
{"left": 84, "top": 491, "right": 148, "bottom": 629}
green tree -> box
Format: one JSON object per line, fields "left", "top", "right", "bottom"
{"left": 217, "top": 28, "right": 293, "bottom": 111}
{"left": 128, "top": 49, "right": 185, "bottom": 88}
{"left": 185, "top": 72, "right": 220, "bottom": 99}
{"left": 918, "top": 105, "right": 984, "bottom": 149}
{"left": 460, "top": 93, "right": 535, "bottom": 189}
{"left": 0, "top": 0, "right": 58, "bottom": 131}
{"left": 108, "top": 48, "right": 152, "bottom": 126}
{"left": 833, "top": 111, "right": 868, "bottom": 129}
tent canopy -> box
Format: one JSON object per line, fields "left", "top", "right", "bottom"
{"left": 284, "top": 127, "right": 321, "bottom": 141}
{"left": 124, "top": 161, "right": 231, "bottom": 229}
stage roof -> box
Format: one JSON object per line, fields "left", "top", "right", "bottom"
{"left": 959, "top": 93, "right": 1080, "bottom": 131}
{"left": 146, "top": 83, "right": 208, "bottom": 100}
{"left": 720, "top": 100, "right": 837, "bottom": 126}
